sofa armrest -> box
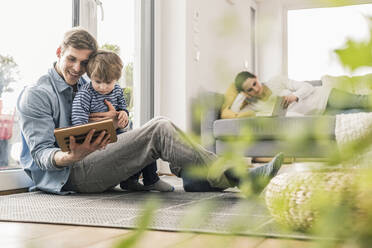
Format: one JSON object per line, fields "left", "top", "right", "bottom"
{"left": 192, "top": 91, "right": 224, "bottom": 153}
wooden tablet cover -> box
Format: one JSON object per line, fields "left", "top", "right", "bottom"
{"left": 54, "top": 119, "right": 117, "bottom": 152}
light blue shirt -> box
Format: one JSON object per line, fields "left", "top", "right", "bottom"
{"left": 17, "top": 64, "right": 87, "bottom": 194}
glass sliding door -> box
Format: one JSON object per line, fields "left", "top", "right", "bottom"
{"left": 96, "top": 0, "right": 137, "bottom": 124}
{"left": 0, "top": 0, "right": 72, "bottom": 170}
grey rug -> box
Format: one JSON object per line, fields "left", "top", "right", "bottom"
{"left": 0, "top": 176, "right": 317, "bottom": 240}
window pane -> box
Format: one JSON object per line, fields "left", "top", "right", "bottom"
{"left": 288, "top": 4, "right": 372, "bottom": 81}
{"left": 97, "top": 0, "right": 136, "bottom": 124}
{"left": 0, "top": 0, "right": 72, "bottom": 169}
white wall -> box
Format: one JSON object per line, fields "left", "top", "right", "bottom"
{"left": 256, "top": 0, "right": 284, "bottom": 82}
{"left": 155, "top": 0, "right": 187, "bottom": 130}
{"left": 156, "top": 0, "right": 256, "bottom": 131}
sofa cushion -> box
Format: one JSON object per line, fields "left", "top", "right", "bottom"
{"left": 321, "top": 73, "right": 372, "bottom": 94}
{"left": 213, "top": 116, "right": 336, "bottom": 140}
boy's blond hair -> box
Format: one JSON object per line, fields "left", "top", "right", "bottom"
{"left": 60, "top": 27, "right": 98, "bottom": 54}
{"left": 87, "top": 50, "right": 123, "bottom": 82}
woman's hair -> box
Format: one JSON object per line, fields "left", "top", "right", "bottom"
{"left": 87, "top": 50, "right": 123, "bottom": 83}
{"left": 60, "top": 27, "right": 98, "bottom": 54}
{"left": 234, "top": 71, "right": 256, "bottom": 92}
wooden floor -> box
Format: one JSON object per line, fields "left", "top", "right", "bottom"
{"left": 0, "top": 221, "right": 315, "bottom": 248}
{"left": 0, "top": 164, "right": 349, "bottom": 248}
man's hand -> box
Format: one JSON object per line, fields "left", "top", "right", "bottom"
{"left": 54, "top": 129, "right": 111, "bottom": 167}
{"left": 281, "top": 94, "right": 298, "bottom": 109}
{"left": 117, "top": 111, "right": 129, "bottom": 129}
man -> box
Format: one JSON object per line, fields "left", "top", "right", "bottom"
{"left": 17, "top": 27, "right": 283, "bottom": 194}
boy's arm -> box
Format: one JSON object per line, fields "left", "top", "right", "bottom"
{"left": 71, "top": 90, "right": 91, "bottom": 126}
{"left": 115, "top": 85, "right": 129, "bottom": 115}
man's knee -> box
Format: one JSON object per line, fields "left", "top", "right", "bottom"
{"left": 153, "top": 116, "right": 174, "bottom": 132}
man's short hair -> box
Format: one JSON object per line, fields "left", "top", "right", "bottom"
{"left": 87, "top": 50, "right": 123, "bottom": 83}
{"left": 60, "top": 27, "right": 98, "bottom": 54}
{"left": 234, "top": 71, "right": 256, "bottom": 92}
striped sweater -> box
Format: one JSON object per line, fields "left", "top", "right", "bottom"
{"left": 71, "top": 82, "right": 128, "bottom": 126}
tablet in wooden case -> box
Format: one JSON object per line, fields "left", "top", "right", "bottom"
{"left": 54, "top": 119, "right": 117, "bottom": 152}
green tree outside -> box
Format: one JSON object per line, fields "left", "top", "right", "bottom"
{"left": 0, "top": 54, "right": 18, "bottom": 98}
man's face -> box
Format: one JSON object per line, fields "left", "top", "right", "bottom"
{"left": 91, "top": 77, "right": 116, "bottom": 95}
{"left": 241, "top": 77, "right": 263, "bottom": 98}
{"left": 56, "top": 46, "right": 93, "bottom": 86}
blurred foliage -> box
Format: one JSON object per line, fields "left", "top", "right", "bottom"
{"left": 114, "top": 198, "right": 160, "bottom": 248}
{"left": 335, "top": 17, "right": 372, "bottom": 72}
{"left": 264, "top": 13, "right": 372, "bottom": 248}
{"left": 0, "top": 54, "right": 18, "bottom": 97}
{"left": 112, "top": 3, "right": 372, "bottom": 248}
{"left": 214, "top": 10, "right": 240, "bottom": 37}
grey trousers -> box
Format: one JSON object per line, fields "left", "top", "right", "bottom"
{"left": 63, "top": 117, "right": 232, "bottom": 193}
{"left": 325, "top": 88, "right": 372, "bottom": 114}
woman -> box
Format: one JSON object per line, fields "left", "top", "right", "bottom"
{"left": 221, "top": 71, "right": 372, "bottom": 118}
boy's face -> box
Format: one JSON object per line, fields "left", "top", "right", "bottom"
{"left": 56, "top": 46, "right": 92, "bottom": 86}
{"left": 91, "top": 77, "right": 116, "bottom": 95}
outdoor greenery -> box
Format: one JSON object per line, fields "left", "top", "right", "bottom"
{"left": 0, "top": 54, "right": 18, "bottom": 98}
{"left": 101, "top": 43, "right": 121, "bottom": 55}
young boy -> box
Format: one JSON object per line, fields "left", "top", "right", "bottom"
{"left": 71, "top": 50, "right": 174, "bottom": 192}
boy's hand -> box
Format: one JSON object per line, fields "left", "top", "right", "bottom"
{"left": 89, "top": 99, "right": 117, "bottom": 121}
{"left": 117, "top": 111, "right": 129, "bottom": 129}
{"left": 89, "top": 99, "right": 119, "bottom": 128}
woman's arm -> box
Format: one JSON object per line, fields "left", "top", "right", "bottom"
{"left": 284, "top": 77, "right": 315, "bottom": 101}
{"left": 220, "top": 83, "right": 256, "bottom": 119}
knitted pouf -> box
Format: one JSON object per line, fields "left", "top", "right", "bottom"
{"left": 265, "top": 170, "right": 356, "bottom": 231}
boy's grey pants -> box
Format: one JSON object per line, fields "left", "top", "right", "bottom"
{"left": 63, "top": 117, "right": 232, "bottom": 193}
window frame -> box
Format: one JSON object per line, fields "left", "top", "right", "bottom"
{"left": 249, "top": 0, "right": 258, "bottom": 75}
